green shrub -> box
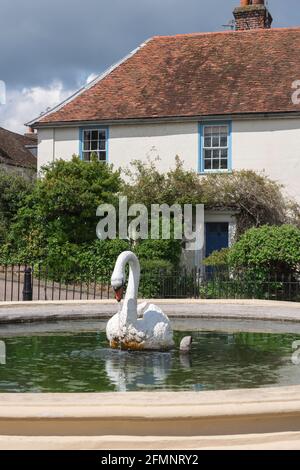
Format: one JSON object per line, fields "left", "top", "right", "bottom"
{"left": 32, "top": 239, "right": 130, "bottom": 283}
{"left": 123, "top": 158, "right": 297, "bottom": 237}
{"left": 135, "top": 239, "right": 181, "bottom": 266}
{"left": 228, "top": 224, "right": 300, "bottom": 273}
{"left": 200, "top": 225, "right": 300, "bottom": 300}
{"left": 0, "top": 169, "right": 34, "bottom": 243}
{"left": 203, "top": 248, "right": 230, "bottom": 267}
{"left": 78, "top": 239, "right": 130, "bottom": 281}
{"left": 139, "top": 259, "right": 174, "bottom": 298}
{"left": 0, "top": 156, "right": 122, "bottom": 264}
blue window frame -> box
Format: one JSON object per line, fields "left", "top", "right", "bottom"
{"left": 198, "top": 122, "right": 232, "bottom": 173}
{"left": 79, "top": 126, "right": 109, "bottom": 162}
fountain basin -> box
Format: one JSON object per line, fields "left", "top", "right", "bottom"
{"left": 1, "top": 299, "right": 300, "bottom": 449}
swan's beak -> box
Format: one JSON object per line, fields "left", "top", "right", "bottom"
{"left": 114, "top": 286, "right": 124, "bottom": 303}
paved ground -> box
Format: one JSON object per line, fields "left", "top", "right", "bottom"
{"left": 0, "top": 276, "right": 112, "bottom": 302}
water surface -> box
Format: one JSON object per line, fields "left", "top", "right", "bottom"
{"left": 0, "top": 330, "right": 300, "bottom": 392}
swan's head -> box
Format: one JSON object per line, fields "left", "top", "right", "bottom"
{"left": 111, "top": 251, "right": 139, "bottom": 303}
{"left": 111, "top": 275, "right": 125, "bottom": 303}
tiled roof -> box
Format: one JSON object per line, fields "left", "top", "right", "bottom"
{"left": 0, "top": 127, "right": 37, "bottom": 169}
{"left": 34, "top": 27, "right": 300, "bottom": 125}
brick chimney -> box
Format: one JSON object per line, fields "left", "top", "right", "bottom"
{"left": 233, "top": 0, "right": 273, "bottom": 31}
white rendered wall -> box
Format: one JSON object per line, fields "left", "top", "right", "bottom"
{"left": 38, "top": 123, "right": 198, "bottom": 174}
{"left": 232, "top": 119, "right": 300, "bottom": 202}
{"left": 109, "top": 122, "right": 199, "bottom": 174}
{"left": 37, "top": 127, "right": 79, "bottom": 172}
{"left": 37, "top": 118, "right": 300, "bottom": 203}
{"left": 38, "top": 128, "right": 54, "bottom": 172}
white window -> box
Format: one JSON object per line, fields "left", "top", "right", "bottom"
{"left": 82, "top": 129, "right": 107, "bottom": 162}
{"left": 203, "top": 125, "right": 229, "bottom": 171}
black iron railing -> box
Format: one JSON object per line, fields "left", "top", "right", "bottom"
{"left": 0, "top": 265, "right": 300, "bottom": 302}
{"left": 0, "top": 265, "right": 113, "bottom": 302}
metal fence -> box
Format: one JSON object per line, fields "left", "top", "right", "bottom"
{"left": 1, "top": 264, "right": 300, "bottom": 302}
{"left": 0, "top": 265, "right": 113, "bottom": 302}
{"left": 150, "top": 269, "right": 300, "bottom": 301}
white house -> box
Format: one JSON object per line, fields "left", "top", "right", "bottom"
{"left": 28, "top": 0, "right": 300, "bottom": 265}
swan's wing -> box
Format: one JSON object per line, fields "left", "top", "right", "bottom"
{"left": 137, "top": 301, "right": 148, "bottom": 318}
{"left": 143, "top": 303, "right": 164, "bottom": 316}
{"left": 142, "top": 304, "right": 171, "bottom": 322}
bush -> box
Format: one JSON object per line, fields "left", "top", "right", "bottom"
{"left": 199, "top": 170, "right": 292, "bottom": 236}
{"left": 228, "top": 224, "right": 300, "bottom": 274}
{"left": 123, "top": 158, "right": 297, "bottom": 238}
{"left": 0, "top": 169, "right": 34, "bottom": 243}
{"left": 203, "top": 248, "right": 230, "bottom": 267}
{"left": 0, "top": 155, "right": 122, "bottom": 263}
{"left": 37, "top": 239, "right": 130, "bottom": 283}
{"left": 200, "top": 225, "right": 300, "bottom": 300}
{"left": 78, "top": 239, "right": 130, "bottom": 282}
{"left": 135, "top": 239, "right": 181, "bottom": 267}
{"left": 139, "top": 259, "right": 174, "bottom": 298}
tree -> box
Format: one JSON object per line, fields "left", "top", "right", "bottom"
{"left": 0, "top": 156, "right": 183, "bottom": 279}
{"left": 199, "top": 170, "right": 295, "bottom": 235}
{"left": 123, "top": 157, "right": 297, "bottom": 237}
{"left": 123, "top": 157, "right": 203, "bottom": 207}
{"left": 2, "top": 155, "right": 122, "bottom": 263}
{"left": 0, "top": 168, "right": 34, "bottom": 243}
{"left": 228, "top": 224, "right": 300, "bottom": 274}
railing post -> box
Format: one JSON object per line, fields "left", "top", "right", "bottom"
{"left": 23, "top": 267, "right": 33, "bottom": 301}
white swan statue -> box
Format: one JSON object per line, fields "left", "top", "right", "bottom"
{"left": 106, "top": 251, "right": 174, "bottom": 351}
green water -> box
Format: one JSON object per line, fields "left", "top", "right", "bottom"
{"left": 0, "top": 331, "right": 300, "bottom": 392}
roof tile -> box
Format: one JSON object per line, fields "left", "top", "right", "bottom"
{"left": 0, "top": 127, "right": 37, "bottom": 169}
{"left": 37, "top": 28, "right": 300, "bottom": 124}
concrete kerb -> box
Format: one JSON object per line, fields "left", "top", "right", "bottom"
{"left": 0, "top": 299, "right": 300, "bottom": 324}
{"left": 0, "top": 386, "right": 300, "bottom": 449}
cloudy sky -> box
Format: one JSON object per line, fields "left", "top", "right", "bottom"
{"left": 0, "top": 0, "right": 299, "bottom": 133}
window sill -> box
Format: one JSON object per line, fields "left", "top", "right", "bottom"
{"left": 82, "top": 159, "right": 107, "bottom": 163}
{"left": 198, "top": 169, "right": 232, "bottom": 175}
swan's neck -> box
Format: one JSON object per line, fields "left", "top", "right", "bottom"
{"left": 112, "top": 252, "right": 140, "bottom": 324}
{"left": 125, "top": 256, "right": 140, "bottom": 303}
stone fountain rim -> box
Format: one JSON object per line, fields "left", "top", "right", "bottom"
{"left": 1, "top": 298, "right": 300, "bottom": 324}
{"left": 1, "top": 300, "right": 300, "bottom": 448}
{"left": 0, "top": 386, "right": 300, "bottom": 449}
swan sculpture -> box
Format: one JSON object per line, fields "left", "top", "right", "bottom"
{"left": 106, "top": 251, "right": 174, "bottom": 351}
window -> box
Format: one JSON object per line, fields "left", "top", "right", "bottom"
{"left": 81, "top": 129, "right": 107, "bottom": 162}
{"left": 201, "top": 124, "right": 231, "bottom": 172}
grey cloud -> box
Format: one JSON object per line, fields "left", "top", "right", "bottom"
{"left": 1, "top": 0, "right": 299, "bottom": 91}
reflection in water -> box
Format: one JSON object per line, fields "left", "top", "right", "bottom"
{"left": 105, "top": 350, "right": 173, "bottom": 392}
{"left": 0, "top": 331, "right": 300, "bottom": 393}
{"left": 71, "top": 348, "right": 176, "bottom": 391}
{"left": 179, "top": 353, "right": 192, "bottom": 370}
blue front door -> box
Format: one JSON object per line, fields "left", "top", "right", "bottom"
{"left": 205, "top": 222, "right": 229, "bottom": 258}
